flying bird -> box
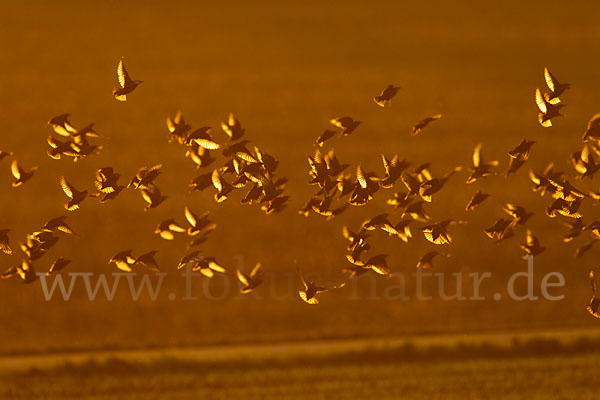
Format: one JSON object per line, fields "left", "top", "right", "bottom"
{"left": 417, "top": 251, "right": 449, "bottom": 269}
{"left": 10, "top": 160, "right": 37, "bottom": 187}
{"left": 297, "top": 264, "right": 345, "bottom": 304}
{"left": 330, "top": 116, "right": 361, "bottom": 136}
{"left": 109, "top": 250, "right": 136, "bottom": 272}
{"left": 543, "top": 67, "right": 570, "bottom": 100}
{"left": 467, "top": 144, "right": 498, "bottom": 183}
{"left": 520, "top": 230, "right": 545, "bottom": 256}
{"left": 586, "top": 271, "right": 600, "bottom": 318}
{"left": 0, "top": 229, "right": 12, "bottom": 255}
{"left": 373, "top": 84, "right": 400, "bottom": 107}
{"left": 466, "top": 191, "right": 490, "bottom": 211}
{"left": 237, "top": 262, "right": 263, "bottom": 293}
{"left": 155, "top": 219, "right": 186, "bottom": 240}
{"left": 47, "top": 257, "right": 71, "bottom": 276}
{"left": 410, "top": 114, "right": 441, "bottom": 136}
{"left": 135, "top": 251, "right": 160, "bottom": 271}
{"left": 583, "top": 113, "right": 600, "bottom": 142}
{"left": 113, "top": 58, "right": 142, "bottom": 101}
{"left": 60, "top": 176, "right": 92, "bottom": 211}
{"left": 221, "top": 113, "right": 245, "bottom": 141}
{"left": 535, "top": 88, "right": 564, "bottom": 127}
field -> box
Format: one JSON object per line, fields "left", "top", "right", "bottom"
{"left": 2, "top": 330, "right": 600, "bottom": 399}
{"left": 2, "top": 2, "right": 600, "bottom": 396}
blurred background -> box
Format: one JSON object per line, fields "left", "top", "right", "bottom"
{"left": 1, "top": 0, "right": 600, "bottom": 354}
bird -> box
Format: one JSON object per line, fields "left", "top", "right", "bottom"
{"left": 236, "top": 262, "right": 263, "bottom": 293}
{"left": 503, "top": 203, "right": 534, "bottom": 226}
{"left": 60, "top": 176, "right": 92, "bottom": 211}
{"left": 466, "top": 191, "right": 490, "bottom": 211}
{"left": 505, "top": 155, "right": 527, "bottom": 178}
{"left": 535, "top": 88, "right": 564, "bottom": 127}
{"left": 166, "top": 111, "right": 191, "bottom": 144}
{"left": 154, "top": 219, "right": 186, "bottom": 240}
{"left": 543, "top": 67, "right": 570, "bottom": 100}
{"left": 586, "top": 271, "right": 600, "bottom": 318}
{"left": 575, "top": 239, "right": 597, "bottom": 259}
{"left": 410, "top": 114, "right": 441, "bottom": 136}
{"left": 10, "top": 160, "right": 37, "bottom": 187}
{"left": 484, "top": 218, "right": 512, "bottom": 240}
{"left": 221, "top": 113, "right": 245, "bottom": 141}
{"left": 95, "top": 167, "right": 121, "bottom": 193}
{"left": 128, "top": 164, "right": 163, "bottom": 189}
{"left": 546, "top": 178, "right": 586, "bottom": 201}
{"left": 571, "top": 145, "right": 600, "bottom": 180}
{"left": 419, "top": 166, "right": 461, "bottom": 202}
{"left": 583, "top": 113, "right": 600, "bottom": 142}
{"left": 373, "top": 84, "right": 400, "bottom": 107}
{"left": 109, "top": 250, "right": 136, "bottom": 272}
{"left": 0, "top": 150, "right": 13, "bottom": 161}
{"left": 381, "top": 219, "right": 413, "bottom": 243}
{"left": 17, "top": 259, "right": 38, "bottom": 284}
{"left": 113, "top": 58, "right": 142, "bottom": 101}
{"left": 135, "top": 251, "right": 160, "bottom": 271}
{"left": 361, "top": 213, "right": 391, "bottom": 231}
{"left": 184, "top": 207, "right": 212, "bottom": 236}
{"left": 211, "top": 168, "right": 234, "bottom": 203}
{"left": 189, "top": 172, "right": 213, "bottom": 192}
{"left": 403, "top": 200, "right": 430, "bottom": 222}
{"left": 379, "top": 154, "right": 409, "bottom": 188}
{"left": 387, "top": 191, "right": 412, "bottom": 209}
{"left": 508, "top": 140, "right": 535, "bottom": 160}
{"left": 0, "top": 229, "right": 13, "bottom": 255}
{"left": 330, "top": 116, "right": 361, "bottom": 136}
{"left": 47, "top": 257, "right": 71, "bottom": 276}
{"left": 342, "top": 226, "right": 370, "bottom": 251}
{"left": 297, "top": 264, "right": 345, "bottom": 304}
{"left": 520, "top": 230, "right": 545, "bottom": 256}
{"left": 140, "top": 185, "right": 168, "bottom": 211}
{"left": 191, "top": 256, "right": 226, "bottom": 278}
{"left": 467, "top": 144, "right": 498, "bottom": 183}
{"left": 362, "top": 254, "right": 391, "bottom": 276}
{"left": 417, "top": 251, "right": 449, "bottom": 269}
{"left": 561, "top": 219, "right": 586, "bottom": 242}
{"left": 420, "top": 220, "right": 462, "bottom": 245}
{"left": 186, "top": 127, "right": 220, "bottom": 150}
{"left": 315, "top": 129, "right": 338, "bottom": 147}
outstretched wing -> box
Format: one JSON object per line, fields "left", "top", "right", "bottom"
{"left": 60, "top": 176, "right": 74, "bottom": 199}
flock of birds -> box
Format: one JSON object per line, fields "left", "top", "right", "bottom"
{"left": 0, "top": 60, "right": 599, "bottom": 316}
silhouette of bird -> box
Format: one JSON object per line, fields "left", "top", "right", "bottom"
{"left": 379, "top": 154, "right": 409, "bottom": 188}
{"left": 417, "top": 251, "right": 449, "bottom": 269}
{"left": 508, "top": 140, "right": 535, "bottom": 160}
{"left": 420, "top": 220, "right": 462, "bottom": 245}
{"left": 586, "top": 271, "right": 600, "bottom": 318}
{"left": 361, "top": 213, "right": 391, "bottom": 231}
{"left": 0, "top": 229, "right": 12, "bottom": 255}
{"left": 140, "top": 185, "right": 167, "bottom": 211}
{"left": 212, "top": 169, "right": 234, "bottom": 203}
{"left": 583, "top": 113, "right": 600, "bottom": 142}
{"left": 237, "top": 262, "right": 263, "bottom": 293}
{"left": 221, "top": 113, "right": 245, "bottom": 141}
{"left": 60, "top": 176, "right": 92, "bottom": 211}
{"left": 503, "top": 203, "right": 534, "bottom": 226}
{"left": 297, "top": 265, "right": 345, "bottom": 304}
{"left": 10, "top": 160, "right": 37, "bottom": 187}
{"left": 330, "top": 116, "right": 361, "bottom": 136}
{"left": 128, "top": 164, "right": 162, "bottom": 189}
{"left": 47, "top": 257, "right": 71, "bottom": 276}
{"left": 42, "top": 216, "right": 75, "bottom": 235}
{"left": 166, "top": 111, "right": 191, "bottom": 144}
{"left": 505, "top": 155, "right": 527, "bottom": 178}
{"left": 466, "top": 191, "right": 490, "bottom": 211}
{"left": 0, "top": 150, "right": 13, "bottom": 161}
{"left": 191, "top": 256, "right": 226, "bottom": 278}
{"left": 484, "top": 218, "right": 512, "bottom": 240}
{"left": 374, "top": 84, "right": 400, "bottom": 107}
{"left": 561, "top": 218, "right": 586, "bottom": 242}
{"left": 467, "top": 144, "right": 498, "bottom": 183}
{"left": 403, "top": 200, "right": 430, "bottom": 222}
{"left": 95, "top": 167, "right": 121, "bottom": 193}
{"left": 109, "top": 250, "right": 136, "bottom": 272}
{"left": 362, "top": 254, "right": 391, "bottom": 276}
{"left": 184, "top": 207, "right": 212, "bottom": 236}
{"left": 547, "top": 178, "right": 586, "bottom": 201}
{"left": 381, "top": 219, "right": 413, "bottom": 242}
{"left": 546, "top": 198, "right": 583, "bottom": 219}
{"left": 419, "top": 166, "right": 461, "bottom": 202}
{"left": 410, "top": 114, "right": 441, "bottom": 136}
{"left": 387, "top": 191, "right": 412, "bottom": 209}
{"left": 113, "top": 58, "right": 142, "bottom": 101}
{"left": 154, "top": 219, "right": 186, "bottom": 240}
{"left": 17, "top": 259, "right": 38, "bottom": 284}
{"left": 520, "top": 230, "right": 545, "bottom": 256}
{"left": 544, "top": 67, "right": 570, "bottom": 100}
{"left": 135, "top": 251, "right": 160, "bottom": 271}
{"left": 571, "top": 145, "right": 600, "bottom": 180}
{"left": 535, "top": 88, "right": 564, "bottom": 127}
{"left": 575, "top": 239, "right": 597, "bottom": 259}
{"left": 315, "top": 129, "right": 337, "bottom": 147}
{"left": 189, "top": 172, "right": 213, "bottom": 192}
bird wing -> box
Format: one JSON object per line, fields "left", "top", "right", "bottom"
{"left": 535, "top": 88, "right": 547, "bottom": 113}
{"left": 250, "top": 262, "right": 262, "bottom": 277}
{"left": 60, "top": 176, "right": 74, "bottom": 198}
{"left": 544, "top": 67, "right": 555, "bottom": 92}
{"left": 184, "top": 206, "right": 198, "bottom": 227}
{"left": 211, "top": 169, "right": 223, "bottom": 192}
{"left": 472, "top": 144, "right": 482, "bottom": 168}
{"left": 356, "top": 165, "right": 367, "bottom": 188}
{"left": 236, "top": 269, "right": 249, "bottom": 286}
{"left": 117, "top": 58, "right": 130, "bottom": 88}
{"left": 10, "top": 160, "right": 21, "bottom": 180}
